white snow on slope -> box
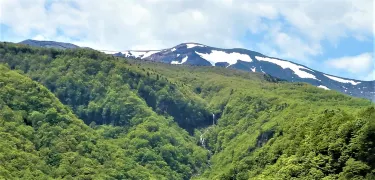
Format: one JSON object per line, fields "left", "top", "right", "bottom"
{"left": 186, "top": 43, "right": 205, "bottom": 48}
{"left": 260, "top": 66, "right": 265, "bottom": 73}
{"left": 141, "top": 50, "right": 160, "bottom": 59}
{"left": 100, "top": 50, "right": 118, "bottom": 55}
{"left": 117, "top": 50, "right": 159, "bottom": 59}
{"left": 323, "top": 74, "right": 361, "bottom": 85}
{"left": 181, "top": 56, "right": 188, "bottom": 64}
{"left": 122, "top": 51, "right": 130, "bottom": 56}
{"left": 171, "top": 48, "right": 176, "bottom": 52}
{"left": 317, "top": 85, "right": 330, "bottom": 90}
{"left": 196, "top": 50, "right": 252, "bottom": 66}
{"left": 171, "top": 56, "right": 188, "bottom": 65}
{"left": 255, "top": 56, "right": 318, "bottom": 80}
{"left": 251, "top": 67, "right": 256, "bottom": 72}
{"left": 122, "top": 51, "right": 146, "bottom": 58}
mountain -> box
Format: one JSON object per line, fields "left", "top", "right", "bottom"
{"left": 0, "top": 44, "right": 208, "bottom": 179}
{"left": 0, "top": 42, "right": 374, "bottom": 179}
{"left": 19, "top": 39, "right": 80, "bottom": 49}
{"left": 101, "top": 42, "right": 375, "bottom": 102}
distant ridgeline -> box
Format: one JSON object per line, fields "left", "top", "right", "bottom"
{"left": 19, "top": 39, "right": 80, "bottom": 49}
{"left": 101, "top": 42, "right": 375, "bottom": 102}
{"left": 0, "top": 42, "right": 374, "bottom": 179}
{"left": 18, "top": 39, "right": 375, "bottom": 102}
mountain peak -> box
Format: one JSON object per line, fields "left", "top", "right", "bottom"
{"left": 100, "top": 42, "right": 374, "bottom": 102}
{"left": 175, "top": 42, "right": 207, "bottom": 49}
{"left": 19, "top": 39, "right": 80, "bottom": 49}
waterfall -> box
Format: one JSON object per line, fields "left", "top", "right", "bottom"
{"left": 199, "top": 129, "right": 213, "bottom": 169}
{"left": 212, "top": 113, "right": 215, "bottom": 125}
{"left": 195, "top": 113, "right": 218, "bottom": 176}
{"left": 200, "top": 134, "right": 205, "bottom": 149}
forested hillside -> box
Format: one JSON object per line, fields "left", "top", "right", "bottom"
{"left": 0, "top": 45, "right": 208, "bottom": 179}
{"left": 0, "top": 42, "right": 374, "bottom": 179}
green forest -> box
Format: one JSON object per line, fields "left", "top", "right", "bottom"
{"left": 0, "top": 42, "right": 374, "bottom": 179}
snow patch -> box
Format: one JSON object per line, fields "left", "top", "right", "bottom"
{"left": 121, "top": 51, "right": 147, "bottom": 58}
{"left": 255, "top": 56, "right": 318, "bottom": 80}
{"left": 122, "top": 51, "right": 131, "bottom": 56}
{"left": 260, "top": 66, "right": 265, "bottom": 73}
{"left": 196, "top": 50, "right": 252, "bottom": 66}
{"left": 251, "top": 67, "right": 256, "bottom": 72}
{"left": 100, "top": 50, "right": 118, "bottom": 55}
{"left": 171, "top": 56, "right": 188, "bottom": 65}
{"left": 141, "top": 50, "right": 160, "bottom": 59}
{"left": 186, "top": 43, "right": 205, "bottom": 48}
{"left": 317, "top": 85, "right": 330, "bottom": 90}
{"left": 119, "top": 50, "right": 159, "bottom": 59}
{"left": 171, "top": 48, "right": 176, "bottom": 52}
{"left": 181, "top": 56, "right": 188, "bottom": 64}
{"left": 323, "top": 74, "right": 361, "bottom": 85}
{"left": 130, "top": 51, "right": 146, "bottom": 58}
{"left": 177, "top": 54, "right": 180, "bottom": 57}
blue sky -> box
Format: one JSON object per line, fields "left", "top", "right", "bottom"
{"left": 0, "top": 0, "right": 374, "bottom": 80}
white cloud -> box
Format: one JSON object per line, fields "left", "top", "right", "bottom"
{"left": 32, "top": 34, "right": 46, "bottom": 41}
{"left": 325, "top": 53, "right": 373, "bottom": 74}
{"left": 362, "top": 70, "right": 375, "bottom": 81}
{"left": 254, "top": 21, "right": 322, "bottom": 64}
{"left": 0, "top": 0, "right": 373, "bottom": 71}
{"left": 0, "top": 0, "right": 49, "bottom": 36}
{"left": 324, "top": 53, "right": 375, "bottom": 81}
{"left": 278, "top": 0, "right": 374, "bottom": 43}
{"left": 254, "top": 0, "right": 373, "bottom": 63}
{"left": 259, "top": 29, "right": 322, "bottom": 64}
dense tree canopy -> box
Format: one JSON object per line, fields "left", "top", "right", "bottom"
{"left": 0, "top": 43, "right": 374, "bottom": 179}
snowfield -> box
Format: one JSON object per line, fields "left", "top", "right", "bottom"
{"left": 251, "top": 67, "right": 256, "bottom": 72}
{"left": 141, "top": 51, "right": 160, "bottom": 59}
{"left": 186, "top": 43, "right": 205, "bottom": 48}
{"left": 196, "top": 50, "right": 252, "bottom": 66}
{"left": 255, "top": 56, "right": 319, "bottom": 80}
{"left": 317, "top": 85, "right": 330, "bottom": 90}
{"left": 127, "top": 51, "right": 146, "bottom": 58}
{"left": 171, "top": 56, "right": 188, "bottom": 65}
{"left": 323, "top": 74, "right": 361, "bottom": 85}
{"left": 99, "top": 50, "right": 118, "bottom": 55}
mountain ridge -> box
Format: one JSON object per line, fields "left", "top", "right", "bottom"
{"left": 1, "top": 42, "right": 374, "bottom": 179}
{"left": 104, "top": 42, "right": 372, "bottom": 82}
{"left": 15, "top": 40, "right": 375, "bottom": 101}
{"left": 19, "top": 39, "right": 80, "bottom": 49}
{"left": 100, "top": 42, "right": 375, "bottom": 102}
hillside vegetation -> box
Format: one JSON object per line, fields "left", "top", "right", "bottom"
{"left": 0, "top": 42, "right": 374, "bottom": 179}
